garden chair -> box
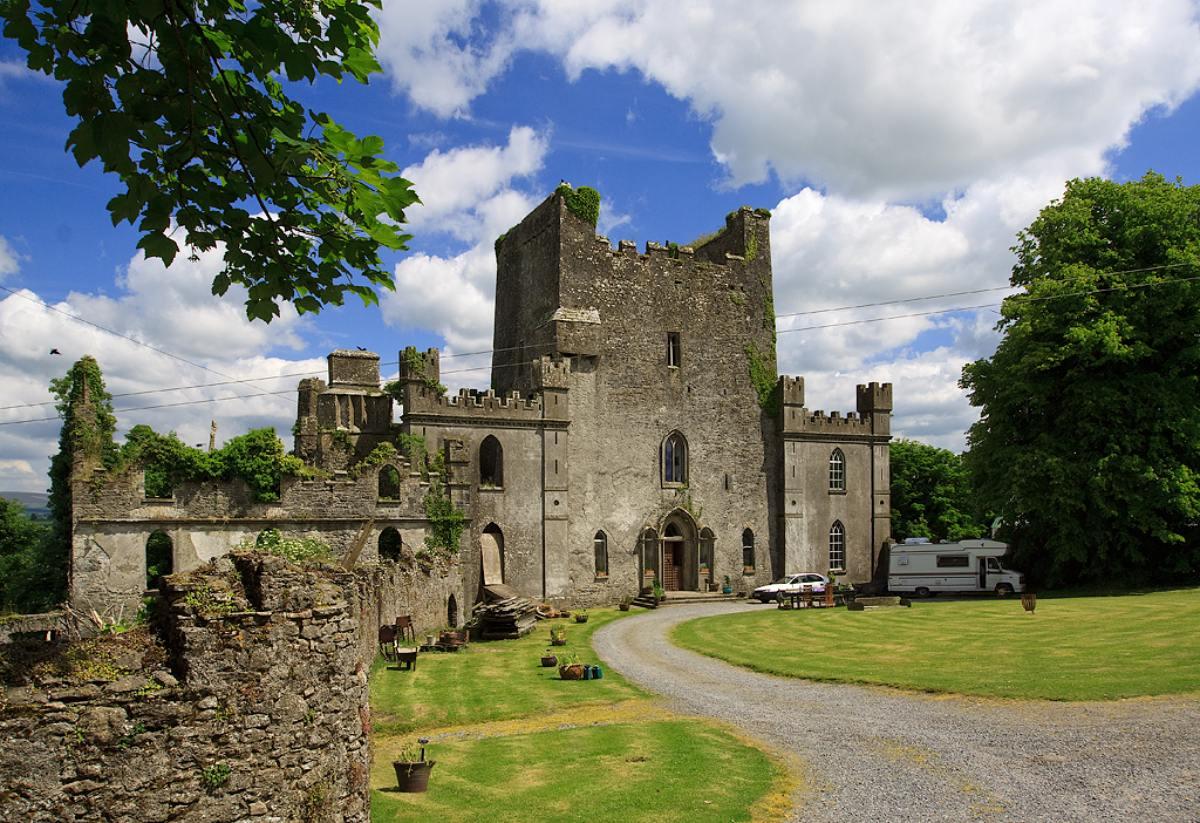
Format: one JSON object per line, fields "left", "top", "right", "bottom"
{"left": 393, "top": 616, "right": 419, "bottom": 671}
{"left": 378, "top": 625, "right": 398, "bottom": 662}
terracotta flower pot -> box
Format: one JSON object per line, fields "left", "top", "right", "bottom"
{"left": 393, "top": 760, "right": 435, "bottom": 793}
{"left": 574, "top": 614, "right": 589, "bottom": 623}
{"left": 559, "top": 663, "right": 585, "bottom": 680}
{"left": 541, "top": 654, "right": 558, "bottom": 667}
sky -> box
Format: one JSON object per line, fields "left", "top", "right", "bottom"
{"left": 2, "top": 0, "right": 1200, "bottom": 494}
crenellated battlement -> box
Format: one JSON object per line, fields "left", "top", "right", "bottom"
{"left": 779, "top": 379, "right": 892, "bottom": 438}
{"left": 404, "top": 383, "right": 546, "bottom": 421}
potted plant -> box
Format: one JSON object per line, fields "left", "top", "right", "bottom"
{"left": 541, "top": 649, "right": 558, "bottom": 667}
{"left": 652, "top": 583, "right": 666, "bottom": 603}
{"left": 574, "top": 610, "right": 589, "bottom": 624}
{"left": 721, "top": 575, "right": 733, "bottom": 595}
{"left": 618, "top": 595, "right": 632, "bottom": 612}
{"left": 549, "top": 626, "right": 567, "bottom": 646}
{"left": 642, "top": 569, "right": 655, "bottom": 593}
{"left": 558, "top": 651, "right": 586, "bottom": 680}
{"left": 393, "top": 738, "right": 435, "bottom": 793}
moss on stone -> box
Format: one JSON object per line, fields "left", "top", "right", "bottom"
{"left": 556, "top": 183, "right": 601, "bottom": 227}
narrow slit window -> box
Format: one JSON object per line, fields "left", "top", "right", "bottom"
{"left": 667, "top": 332, "right": 682, "bottom": 367}
{"left": 741, "top": 528, "right": 755, "bottom": 571}
{"left": 594, "top": 531, "right": 608, "bottom": 577}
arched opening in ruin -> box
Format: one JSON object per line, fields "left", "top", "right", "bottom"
{"left": 479, "top": 436, "right": 503, "bottom": 488}
{"left": 447, "top": 594, "right": 459, "bottom": 627}
{"left": 145, "top": 530, "right": 173, "bottom": 589}
{"left": 378, "top": 527, "right": 403, "bottom": 562}
{"left": 480, "top": 523, "right": 504, "bottom": 587}
{"left": 378, "top": 465, "right": 401, "bottom": 500}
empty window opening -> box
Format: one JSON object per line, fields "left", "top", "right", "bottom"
{"left": 829, "top": 521, "right": 846, "bottom": 572}
{"left": 829, "top": 449, "right": 846, "bottom": 491}
{"left": 594, "top": 531, "right": 609, "bottom": 577}
{"left": 447, "top": 594, "right": 459, "bottom": 628}
{"left": 667, "top": 332, "right": 682, "bottom": 367}
{"left": 662, "top": 431, "right": 688, "bottom": 485}
{"left": 724, "top": 473, "right": 731, "bottom": 491}
{"left": 481, "top": 523, "right": 505, "bottom": 586}
{"left": 741, "top": 528, "right": 755, "bottom": 571}
{"left": 379, "top": 527, "right": 403, "bottom": 562}
{"left": 378, "top": 465, "right": 401, "bottom": 500}
{"left": 699, "top": 528, "right": 715, "bottom": 584}
{"left": 145, "top": 530, "right": 173, "bottom": 589}
{"left": 480, "top": 435, "right": 503, "bottom": 488}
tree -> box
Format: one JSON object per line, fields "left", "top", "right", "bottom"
{"left": 889, "top": 439, "right": 986, "bottom": 543}
{"left": 961, "top": 173, "right": 1200, "bottom": 587}
{"left": 2, "top": 1, "right": 418, "bottom": 321}
{"left": 0, "top": 497, "right": 51, "bottom": 612}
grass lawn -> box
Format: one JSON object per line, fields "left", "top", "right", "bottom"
{"left": 371, "top": 718, "right": 783, "bottom": 823}
{"left": 370, "top": 608, "right": 795, "bottom": 821}
{"left": 370, "top": 610, "right": 644, "bottom": 734}
{"left": 672, "top": 588, "right": 1200, "bottom": 701}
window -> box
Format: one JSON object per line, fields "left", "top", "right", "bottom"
{"left": 741, "top": 528, "right": 755, "bottom": 571}
{"left": 667, "top": 332, "right": 682, "bottom": 367}
{"left": 662, "top": 431, "right": 688, "bottom": 485}
{"left": 699, "top": 528, "right": 715, "bottom": 584}
{"left": 378, "top": 465, "right": 401, "bottom": 500}
{"left": 640, "top": 528, "right": 658, "bottom": 579}
{"left": 145, "top": 530, "right": 173, "bottom": 589}
{"left": 829, "top": 449, "right": 846, "bottom": 491}
{"left": 594, "top": 531, "right": 609, "bottom": 578}
{"left": 379, "top": 527, "right": 403, "bottom": 562}
{"left": 829, "top": 521, "right": 845, "bottom": 571}
{"left": 936, "top": 554, "right": 970, "bottom": 568}
{"left": 480, "top": 435, "right": 503, "bottom": 488}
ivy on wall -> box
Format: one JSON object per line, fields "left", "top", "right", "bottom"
{"left": 745, "top": 273, "right": 780, "bottom": 416}
{"left": 555, "top": 182, "right": 601, "bottom": 227}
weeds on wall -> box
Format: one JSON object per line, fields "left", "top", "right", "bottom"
{"left": 244, "top": 528, "right": 333, "bottom": 565}
{"left": 401, "top": 347, "right": 446, "bottom": 395}
{"left": 556, "top": 182, "right": 601, "bottom": 227}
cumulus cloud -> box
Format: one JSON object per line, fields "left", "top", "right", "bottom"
{"left": 381, "top": 128, "right": 550, "bottom": 380}
{"left": 0, "top": 235, "right": 20, "bottom": 278}
{"left": 0, "top": 246, "right": 328, "bottom": 493}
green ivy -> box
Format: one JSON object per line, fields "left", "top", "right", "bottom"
{"left": 556, "top": 183, "right": 601, "bottom": 227}
{"left": 745, "top": 231, "right": 759, "bottom": 262}
{"left": 401, "top": 347, "right": 446, "bottom": 395}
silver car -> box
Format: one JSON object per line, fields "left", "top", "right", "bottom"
{"left": 752, "top": 572, "right": 830, "bottom": 603}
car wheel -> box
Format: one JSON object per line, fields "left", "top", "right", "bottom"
{"left": 995, "top": 583, "right": 1014, "bottom": 598}
{"left": 915, "top": 586, "right": 931, "bottom": 598}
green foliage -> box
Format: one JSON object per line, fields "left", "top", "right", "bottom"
{"left": 889, "top": 439, "right": 987, "bottom": 542}
{"left": 753, "top": 207, "right": 772, "bottom": 219}
{"left": 247, "top": 528, "right": 332, "bottom": 564}
{"left": 182, "top": 585, "right": 238, "bottom": 617}
{"left": 401, "top": 347, "right": 445, "bottom": 395}
{"left": 745, "top": 231, "right": 758, "bottom": 262}
{"left": 199, "top": 762, "right": 232, "bottom": 792}
{"left": 396, "top": 433, "right": 428, "bottom": 476}
{"left": 556, "top": 183, "right": 601, "bottom": 227}
{"left": 961, "top": 173, "right": 1200, "bottom": 587}
{"left": 0, "top": 498, "right": 52, "bottom": 612}
{"left": 1, "top": 1, "right": 418, "bottom": 322}
{"left": 744, "top": 344, "right": 780, "bottom": 416}
{"left": 144, "top": 531, "right": 173, "bottom": 587}
{"left": 117, "top": 425, "right": 308, "bottom": 503}
{"left": 423, "top": 479, "right": 465, "bottom": 557}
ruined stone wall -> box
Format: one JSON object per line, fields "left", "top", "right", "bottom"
{"left": 1, "top": 552, "right": 463, "bottom": 823}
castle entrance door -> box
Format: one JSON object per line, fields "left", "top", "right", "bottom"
{"left": 659, "top": 514, "right": 698, "bottom": 591}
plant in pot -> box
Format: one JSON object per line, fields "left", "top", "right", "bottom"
{"left": 642, "top": 569, "right": 655, "bottom": 593}
{"left": 558, "top": 651, "right": 586, "bottom": 681}
{"left": 721, "top": 575, "right": 733, "bottom": 595}
{"left": 652, "top": 583, "right": 666, "bottom": 603}
{"left": 574, "top": 610, "right": 589, "bottom": 624}
{"left": 393, "top": 738, "right": 435, "bottom": 793}
{"left": 549, "top": 626, "right": 567, "bottom": 646}
{"left": 618, "top": 595, "right": 632, "bottom": 612}
{"left": 541, "top": 648, "right": 558, "bottom": 667}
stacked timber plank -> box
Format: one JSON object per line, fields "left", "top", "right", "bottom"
{"left": 476, "top": 584, "right": 538, "bottom": 639}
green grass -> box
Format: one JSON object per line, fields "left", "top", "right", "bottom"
{"left": 672, "top": 588, "right": 1200, "bottom": 701}
{"left": 370, "top": 610, "right": 644, "bottom": 734}
{"left": 371, "top": 720, "right": 782, "bottom": 823}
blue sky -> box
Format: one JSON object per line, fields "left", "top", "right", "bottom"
{"left": 2, "top": 1, "right": 1200, "bottom": 492}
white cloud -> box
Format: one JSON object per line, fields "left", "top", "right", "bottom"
{"left": 0, "top": 245, "right": 328, "bottom": 492}
{"left": 0, "top": 458, "right": 35, "bottom": 478}
{"left": 381, "top": 128, "right": 550, "bottom": 376}
{"left": 0, "top": 235, "right": 20, "bottom": 278}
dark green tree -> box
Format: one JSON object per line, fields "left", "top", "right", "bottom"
{"left": 2, "top": 1, "right": 418, "bottom": 321}
{"left": 961, "top": 173, "right": 1200, "bottom": 587}
{"left": 889, "top": 439, "right": 986, "bottom": 543}
{"left": 0, "top": 497, "right": 51, "bottom": 612}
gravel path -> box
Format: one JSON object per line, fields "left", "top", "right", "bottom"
{"left": 593, "top": 602, "right": 1200, "bottom": 822}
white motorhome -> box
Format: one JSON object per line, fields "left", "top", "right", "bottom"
{"left": 888, "top": 538, "right": 1025, "bottom": 596}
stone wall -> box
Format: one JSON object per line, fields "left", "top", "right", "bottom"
{"left": 1, "top": 551, "right": 461, "bottom": 823}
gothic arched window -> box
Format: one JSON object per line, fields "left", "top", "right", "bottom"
{"left": 594, "top": 531, "right": 609, "bottom": 578}
{"left": 829, "top": 521, "right": 846, "bottom": 572}
{"left": 829, "top": 449, "right": 846, "bottom": 491}
{"left": 662, "top": 431, "right": 688, "bottom": 485}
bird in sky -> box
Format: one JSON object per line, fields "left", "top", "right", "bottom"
{"left": 49, "top": 348, "right": 61, "bottom": 355}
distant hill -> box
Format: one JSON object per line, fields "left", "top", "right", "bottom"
{"left": 0, "top": 491, "right": 51, "bottom": 519}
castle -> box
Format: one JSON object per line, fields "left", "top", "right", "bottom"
{"left": 69, "top": 189, "right": 892, "bottom": 620}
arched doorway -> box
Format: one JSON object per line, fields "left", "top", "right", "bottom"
{"left": 659, "top": 510, "right": 699, "bottom": 591}
{"left": 447, "top": 594, "right": 459, "bottom": 627}
{"left": 145, "top": 530, "right": 173, "bottom": 589}
{"left": 480, "top": 523, "right": 504, "bottom": 586}
{"left": 378, "top": 527, "right": 402, "bottom": 562}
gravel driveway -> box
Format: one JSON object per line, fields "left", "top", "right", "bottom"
{"left": 592, "top": 602, "right": 1200, "bottom": 822}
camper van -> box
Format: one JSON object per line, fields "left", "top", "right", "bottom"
{"left": 888, "top": 538, "right": 1025, "bottom": 597}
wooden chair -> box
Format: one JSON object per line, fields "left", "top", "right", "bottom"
{"left": 378, "top": 625, "right": 398, "bottom": 662}
{"left": 393, "top": 616, "right": 419, "bottom": 670}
